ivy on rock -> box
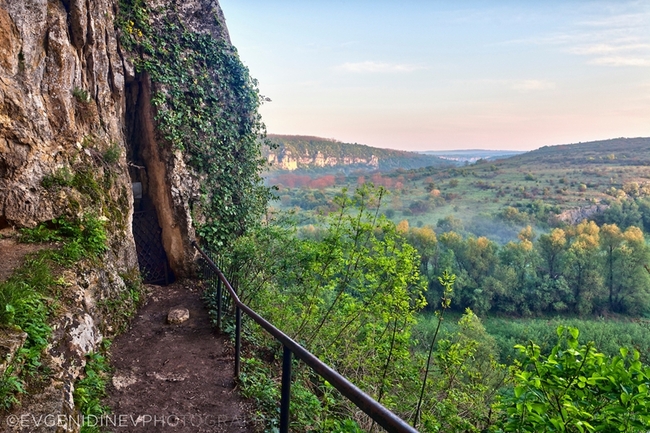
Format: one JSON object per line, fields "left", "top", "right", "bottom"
{"left": 118, "top": 0, "right": 271, "bottom": 247}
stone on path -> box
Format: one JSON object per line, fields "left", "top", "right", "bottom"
{"left": 167, "top": 307, "right": 190, "bottom": 324}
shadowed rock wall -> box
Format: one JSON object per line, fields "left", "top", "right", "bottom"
{"left": 0, "top": 0, "right": 234, "bottom": 430}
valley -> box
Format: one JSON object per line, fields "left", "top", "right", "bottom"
{"left": 267, "top": 136, "right": 650, "bottom": 243}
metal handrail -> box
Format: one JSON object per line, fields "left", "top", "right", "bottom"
{"left": 192, "top": 241, "right": 419, "bottom": 433}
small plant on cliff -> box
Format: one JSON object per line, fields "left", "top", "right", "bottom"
{"left": 41, "top": 166, "right": 75, "bottom": 189}
{"left": 73, "top": 87, "right": 91, "bottom": 103}
{"left": 102, "top": 143, "right": 121, "bottom": 164}
{"left": 74, "top": 346, "right": 112, "bottom": 433}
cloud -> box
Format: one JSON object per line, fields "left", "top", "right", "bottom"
{"left": 334, "top": 61, "right": 422, "bottom": 73}
{"left": 590, "top": 56, "right": 650, "bottom": 66}
{"left": 499, "top": 6, "right": 650, "bottom": 68}
{"left": 577, "top": 11, "right": 650, "bottom": 29}
{"left": 570, "top": 42, "right": 650, "bottom": 55}
{"left": 511, "top": 80, "right": 556, "bottom": 91}
{"left": 569, "top": 40, "right": 650, "bottom": 66}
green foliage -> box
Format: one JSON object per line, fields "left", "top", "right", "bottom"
{"left": 496, "top": 326, "right": 650, "bottom": 433}
{"left": 412, "top": 274, "right": 507, "bottom": 432}
{"left": 238, "top": 357, "right": 363, "bottom": 433}
{"left": 206, "top": 186, "right": 515, "bottom": 432}
{"left": 42, "top": 167, "right": 75, "bottom": 189}
{"left": 118, "top": 0, "right": 270, "bottom": 247}
{"left": 20, "top": 214, "right": 108, "bottom": 260}
{"left": 74, "top": 348, "right": 112, "bottom": 433}
{"left": 102, "top": 143, "right": 121, "bottom": 164}
{"left": 208, "top": 186, "right": 428, "bottom": 430}
{"left": 238, "top": 358, "right": 281, "bottom": 431}
{"left": 484, "top": 317, "right": 650, "bottom": 365}
{"left": 73, "top": 87, "right": 91, "bottom": 103}
{"left": 0, "top": 255, "right": 53, "bottom": 408}
{"left": 0, "top": 215, "right": 109, "bottom": 409}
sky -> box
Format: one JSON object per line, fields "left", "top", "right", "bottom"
{"left": 218, "top": 0, "right": 650, "bottom": 151}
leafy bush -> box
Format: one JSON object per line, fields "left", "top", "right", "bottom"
{"left": 496, "top": 326, "right": 650, "bottom": 433}
{"left": 485, "top": 317, "right": 650, "bottom": 365}
{"left": 74, "top": 348, "right": 112, "bottom": 433}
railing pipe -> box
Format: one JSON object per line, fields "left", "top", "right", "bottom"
{"left": 235, "top": 306, "right": 241, "bottom": 377}
{"left": 193, "top": 241, "right": 419, "bottom": 433}
{"left": 216, "top": 278, "right": 222, "bottom": 331}
{"left": 280, "top": 345, "right": 292, "bottom": 433}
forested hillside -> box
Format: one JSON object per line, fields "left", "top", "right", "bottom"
{"left": 264, "top": 134, "right": 452, "bottom": 172}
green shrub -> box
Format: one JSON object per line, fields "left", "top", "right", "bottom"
{"left": 42, "top": 167, "right": 74, "bottom": 189}
{"left": 496, "top": 326, "right": 650, "bottom": 433}
{"left": 74, "top": 348, "right": 112, "bottom": 433}
{"left": 102, "top": 143, "right": 121, "bottom": 164}
{"left": 73, "top": 87, "right": 91, "bottom": 103}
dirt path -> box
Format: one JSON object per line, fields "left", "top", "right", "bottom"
{"left": 105, "top": 281, "right": 254, "bottom": 433}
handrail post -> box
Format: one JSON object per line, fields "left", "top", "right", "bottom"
{"left": 216, "top": 278, "right": 223, "bottom": 331}
{"left": 235, "top": 306, "right": 241, "bottom": 378}
{"left": 280, "top": 345, "right": 292, "bottom": 433}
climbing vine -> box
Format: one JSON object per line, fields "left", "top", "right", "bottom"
{"left": 117, "top": 0, "right": 271, "bottom": 247}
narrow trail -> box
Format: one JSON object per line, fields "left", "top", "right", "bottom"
{"left": 105, "top": 281, "right": 254, "bottom": 433}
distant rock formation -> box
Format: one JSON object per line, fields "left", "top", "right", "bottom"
{"left": 554, "top": 204, "right": 609, "bottom": 225}
{"left": 267, "top": 149, "right": 379, "bottom": 171}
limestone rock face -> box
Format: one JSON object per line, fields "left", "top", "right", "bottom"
{"left": 0, "top": 0, "right": 235, "bottom": 430}
{"left": 0, "top": 0, "right": 232, "bottom": 275}
{"left": 555, "top": 204, "right": 609, "bottom": 225}
{"left": 0, "top": 0, "right": 127, "bottom": 229}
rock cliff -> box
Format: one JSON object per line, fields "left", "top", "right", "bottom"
{"left": 0, "top": 0, "right": 252, "bottom": 430}
{"left": 264, "top": 134, "right": 450, "bottom": 173}
{"left": 267, "top": 149, "right": 380, "bottom": 171}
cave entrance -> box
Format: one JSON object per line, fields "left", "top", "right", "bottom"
{"left": 126, "top": 74, "right": 175, "bottom": 285}
{"left": 132, "top": 187, "right": 171, "bottom": 285}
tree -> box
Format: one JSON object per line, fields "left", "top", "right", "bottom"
{"left": 610, "top": 226, "right": 650, "bottom": 314}
{"left": 564, "top": 221, "right": 603, "bottom": 314}
{"left": 438, "top": 233, "right": 499, "bottom": 314}
{"left": 406, "top": 226, "right": 438, "bottom": 277}
{"left": 497, "top": 226, "right": 538, "bottom": 315}
{"left": 600, "top": 223, "right": 623, "bottom": 311}
{"left": 537, "top": 228, "right": 567, "bottom": 280}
